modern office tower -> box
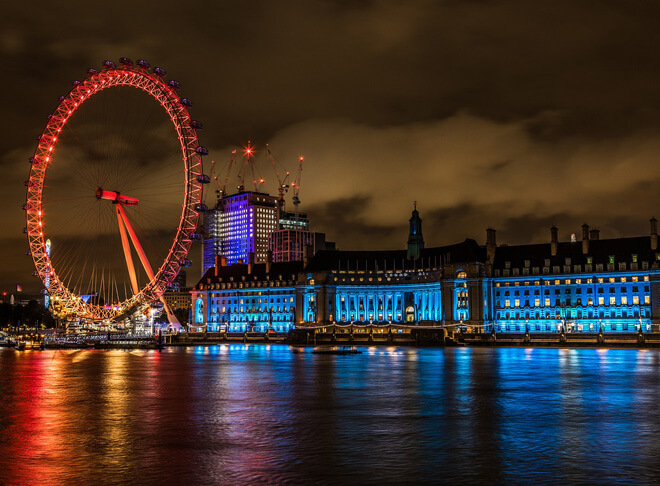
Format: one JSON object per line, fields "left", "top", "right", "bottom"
{"left": 202, "top": 192, "right": 279, "bottom": 271}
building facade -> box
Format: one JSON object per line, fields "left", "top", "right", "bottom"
{"left": 202, "top": 192, "right": 279, "bottom": 271}
{"left": 268, "top": 229, "right": 327, "bottom": 263}
{"left": 191, "top": 256, "right": 302, "bottom": 333}
{"left": 193, "top": 208, "right": 660, "bottom": 334}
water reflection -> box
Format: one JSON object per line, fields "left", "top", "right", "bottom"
{"left": 1, "top": 346, "right": 659, "bottom": 484}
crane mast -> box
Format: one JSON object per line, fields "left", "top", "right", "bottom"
{"left": 291, "top": 156, "right": 304, "bottom": 219}
{"left": 266, "top": 143, "right": 291, "bottom": 211}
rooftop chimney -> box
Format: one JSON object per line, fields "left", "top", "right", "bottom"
{"left": 248, "top": 252, "right": 255, "bottom": 274}
{"left": 550, "top": 226, "right": 559, "bottom": 256}
{"left": 486, "top": 228, "right": 496, "bottom": 264}
{"left": 214, "top": 255, "right": 219, "bottom": 277}
{"left": 581, "top": 223, "right": 590, "bottom": 255}
{"left": 651, "top": 217, "right": 658, "bottom": 251}
{"left": 589, "top": 229, "right": 600, "bottom": 241}
{"left": 266, "top": 250, "right": 273, "bottom": 274}
{"left": 303, "top": 244, "right": 314, "bottom": 267}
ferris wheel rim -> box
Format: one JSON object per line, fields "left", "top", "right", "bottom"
{"left": 25, "top": 61, "right": 204, "bottom": 321}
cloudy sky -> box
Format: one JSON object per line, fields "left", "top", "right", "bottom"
{"left": 3, "top": 0, "right": 660, "bottom": 294}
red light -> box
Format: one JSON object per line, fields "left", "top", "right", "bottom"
{"left": 243, "top": 141, "right": 255, "bottom": 158}
{"left": 2, "top": 292, "right": 6, "bottom": 297}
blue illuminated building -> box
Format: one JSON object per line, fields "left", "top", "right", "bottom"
{"left": 490, "top": 224, "right": 658, "bottom": 332}
{"left": 202, "top": 192, "right": 279, "bottom": 271}
{"left": 193, "top": 206, "right": 660, "bottom": 334}
{"left": 191, "top": 256, "right": 302, "bottom": 332}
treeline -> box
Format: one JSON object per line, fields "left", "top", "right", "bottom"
{"left": 0, "top": 300, "right": 56, "bottom": 328}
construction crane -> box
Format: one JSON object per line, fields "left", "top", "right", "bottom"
{"left": 237, "top": 141, "right": 265, "bottom": 192}
{"left": 291, "top": 155, "right": 304, "bottom": 218}
{"left": 266, "top": 143, "right": 291, "bottom": 211}
{"left": 214, "top": 149, "right": 237, "bottom": 198}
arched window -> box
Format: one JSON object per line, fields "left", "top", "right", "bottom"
{"left": 457, "top": 271, "right": 467, "bottom": 279}
{"left": 195, "top": 298, "right": 204, "bottom": 324}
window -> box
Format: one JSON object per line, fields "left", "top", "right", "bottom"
{"left": 535, "top": 299, "right": 540, "bottom": 306}
{"left": 545, "top": 298, "right": 550, "bottom": 306}
{"left": 621, "top": 296, "right": 628, "bottom": 305}
{"left": 609, "top": 256, "right": 615, "bottom": 264}
{"left": 515, "top": 299, "right": 520, "bottom": 307}
{"left": 598, "top": 297, "right": 604, "bottom": 305}
{"left": 587, "top": 257, "right": 593, "bottom": 264}
{"left": 632, "top": 296, "right": 639, "bottom": 305}
{"left": 610, "top": 296, "right": 616, "bottom": 305}
{"left": 645, "top": 296, "right": 651, "bottom": 304}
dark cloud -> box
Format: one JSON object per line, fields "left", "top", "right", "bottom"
{"left": 3, "top": 0, "right": 660, "bottom": 293}
{"left": 306, "top": 194, "right": 400, "bottom": 249}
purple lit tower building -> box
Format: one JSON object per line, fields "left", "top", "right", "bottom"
{"left": 203, "top": 192, "right": 279, "bottom": 271}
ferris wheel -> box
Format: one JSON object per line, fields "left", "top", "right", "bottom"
{"left": 24, "top": 58, "right": 210, "bottom": 322}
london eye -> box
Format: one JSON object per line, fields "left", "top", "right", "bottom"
{"left": 24, "top": 58, "right": 209, "bottom": 323}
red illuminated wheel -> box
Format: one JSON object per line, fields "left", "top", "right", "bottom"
{"left": 25, "top": 59, "right": 207, "bottom": 322}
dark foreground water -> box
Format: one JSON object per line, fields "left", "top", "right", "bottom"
{"left": 1, "top": 346, "right": 660, "bottom": 485}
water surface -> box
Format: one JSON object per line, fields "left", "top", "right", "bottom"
{"left": 1, "top": 345, "right": 659, "bottom": 485}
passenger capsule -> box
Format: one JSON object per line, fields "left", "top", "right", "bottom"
{"left": 28, "top": 157, "right": 35, "bottom": 164}
{"left": 72, "top": 80, "right": 81, "bottom": 87}
{"left": 32, "top": 271, "right": 39, "bottom": 277}
{"left": 168, "top": 80, "right": 181, "bottom": 91}
{"left": 195, "top": 146, "right": 208, "bottom": 156}
{"left": 103, "top": 60, "right": 116, "bottom": 69}
{"left": 180, "top": 98, "right": 193, "bottom": 107}
{"left": 189, "top": 120, "right": 203, "bottom": 130}
{"left": 137, "top": 59, "right": 150, "bottom": 69}
{"left": 194, "top": 203, "right": 208, "bottom": 212}
{"left": 180, "top": 258, "right": 192, "bottom": 267}
{"left": 188, "top": 233, "right": 202, "bottom": 241}
{"left": 153, "top": 67, "right": 167, "bottom": 77}
{"left": 119, "top": 57, "right": 133, "bottom": 66}
{"left": 23, "top": 227, "right": 28, "bottom": 234}
{"left": 197, "top": 174, "right": 211, "bottom": 184}
{"left": 87, "top": 68, "right": 98, "bottom": 75}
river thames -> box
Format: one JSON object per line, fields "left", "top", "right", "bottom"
{"left": 1, "top": 345, "right": 659, "bottom": 485}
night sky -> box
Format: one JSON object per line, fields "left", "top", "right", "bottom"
{"left": 3, "top": 0, "right": 660, "bottom": 294}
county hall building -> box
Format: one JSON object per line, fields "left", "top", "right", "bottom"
{"left": 192, "top": 204, "right": 660, "bottom": 334}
